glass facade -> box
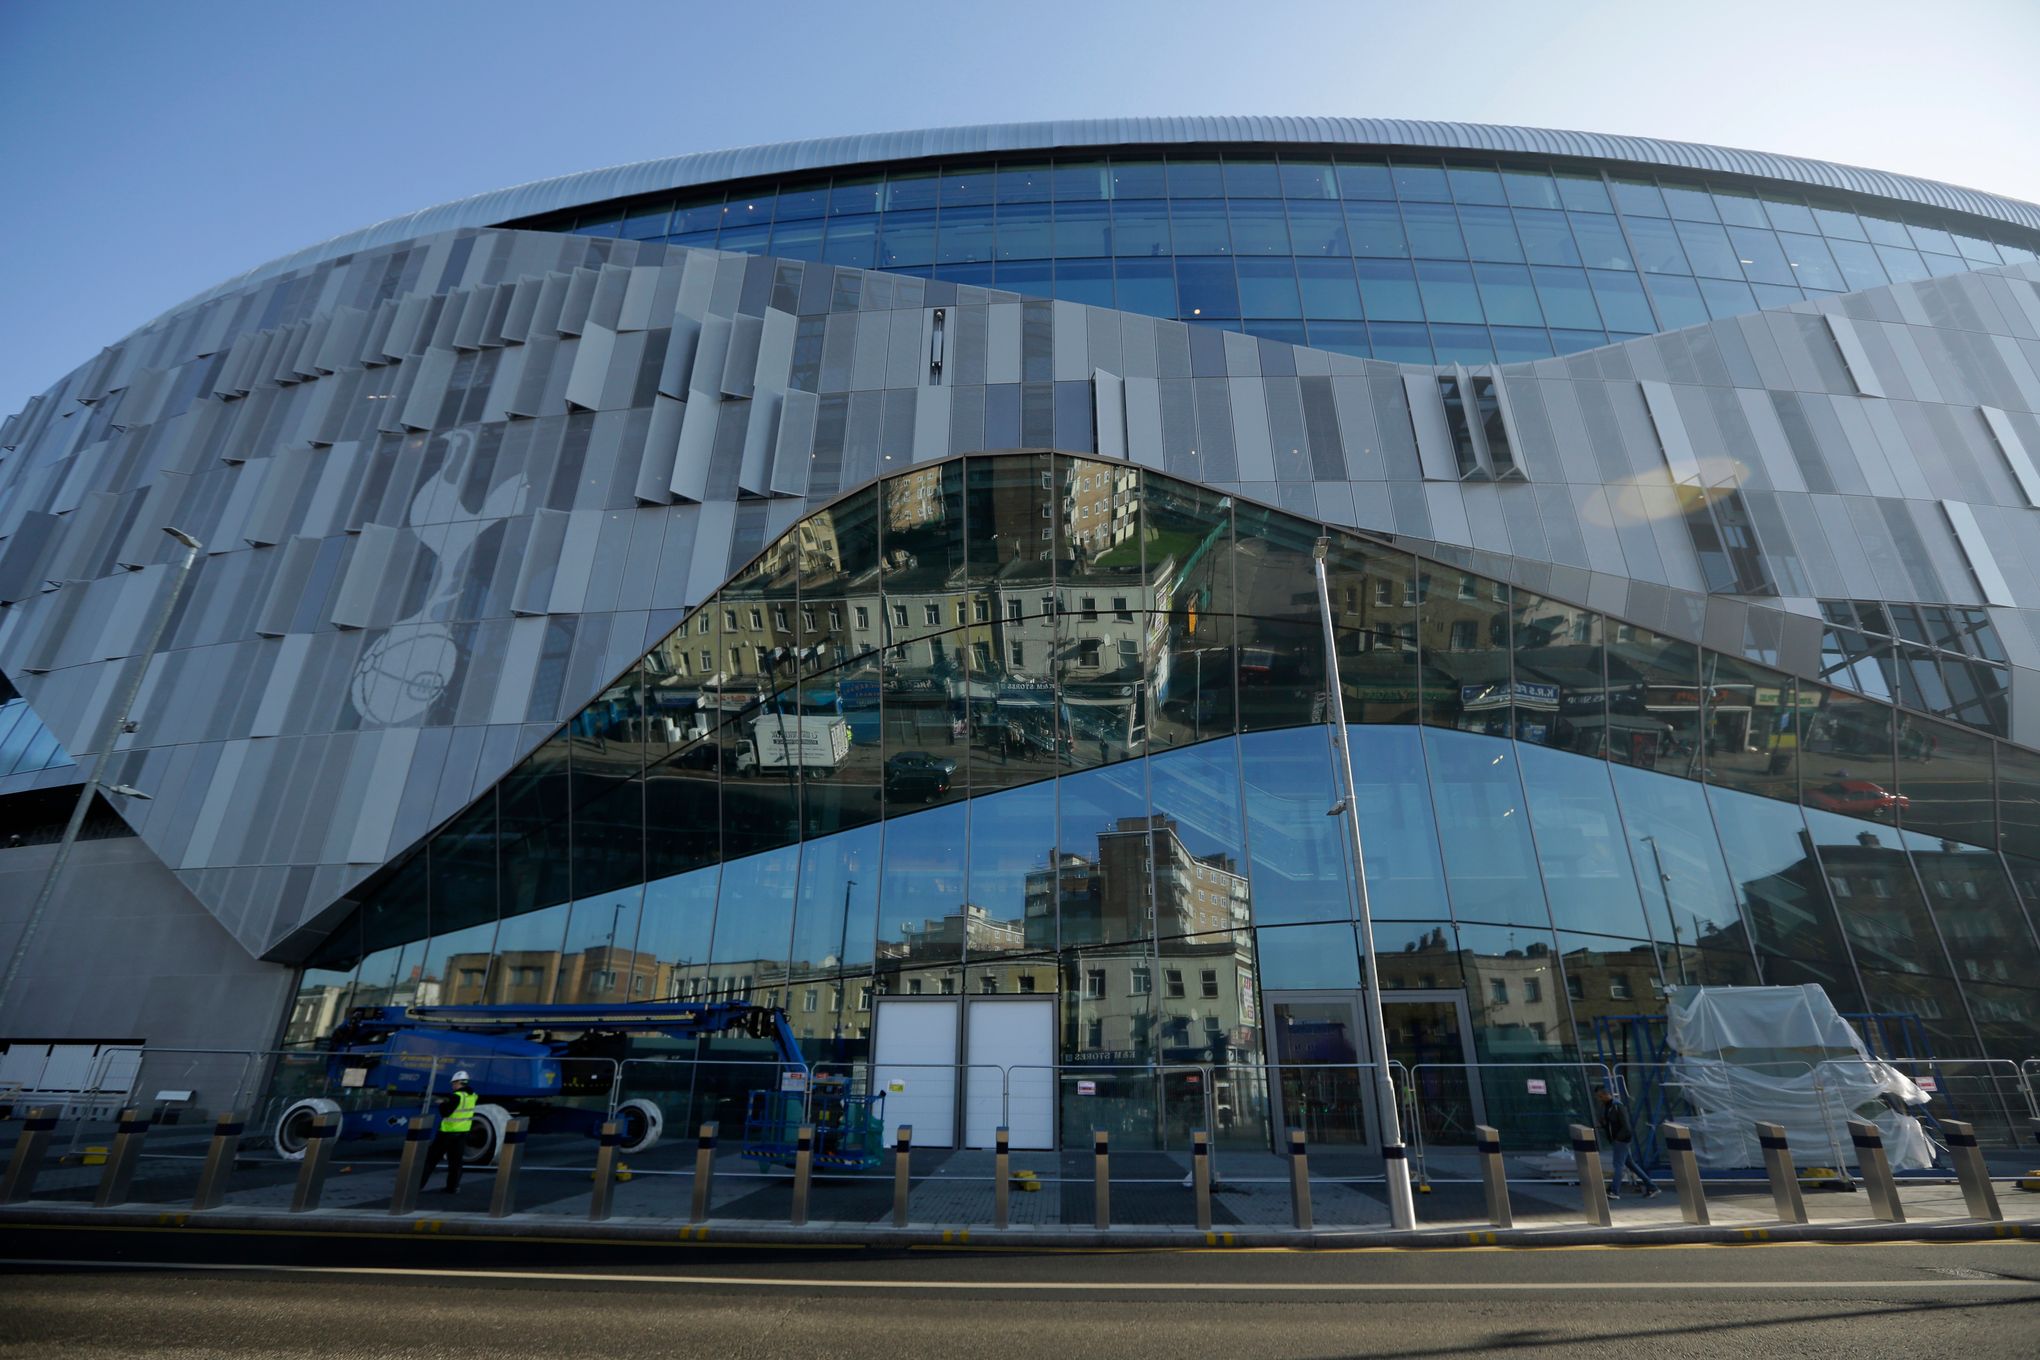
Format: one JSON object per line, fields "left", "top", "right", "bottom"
{"left": 0, "top": 673, "right": 74, "bottom": 779}
{"left": 512, "top": 149, "right": 2040, "bottom": 364}
{"left": 293, "top": 453, "right": 2040, "bottom": 1144}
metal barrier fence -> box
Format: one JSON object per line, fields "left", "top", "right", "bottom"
{"left": 1814, "top": 1057, "right": 2037, "bottom": 1168}
{"left": 1402, "top": 1061, "right": 1614, "bottom": 1186}
{"left": 1615, "top": 1060, "right": 1852, "bottom": 1178}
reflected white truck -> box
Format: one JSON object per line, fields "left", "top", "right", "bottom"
{"left": 738, "top": 714, "right": 852, "bottom": 775}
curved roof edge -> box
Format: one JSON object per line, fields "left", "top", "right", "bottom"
{"left": 168, "top": 115, "right": 2040, "bottom": 321}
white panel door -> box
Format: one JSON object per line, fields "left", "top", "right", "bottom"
{"left": 965, "top": 998, "right": 1056, "bottom": 1149}
{"left": 872, "top": 998, "right": 958, "bottom": 1148}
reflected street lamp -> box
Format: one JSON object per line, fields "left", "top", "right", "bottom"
{"left": 0, "top": 528, "right": 203, "bottom": 1020}
{"left": 1312, "top": 536, "right": 1417, "bottom": 1230}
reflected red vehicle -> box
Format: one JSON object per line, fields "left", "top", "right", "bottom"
{"left": 1804, "top": 779, "right": 1909, "bottom": 818}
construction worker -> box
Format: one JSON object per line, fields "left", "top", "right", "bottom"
{"left": 420, "top": 1070, "right": 479, "bottom": 1194}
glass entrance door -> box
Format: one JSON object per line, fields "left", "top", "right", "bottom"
{"left": 1264, "top": 992, "right": 1370, "bottom": 1145}
{"left": 1382, "top": 993, "right": 1484, "bottom": 1146}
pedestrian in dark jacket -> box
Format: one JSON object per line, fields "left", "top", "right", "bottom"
{"left": 1595, "top": 1086, "right": 1659, "bottom": 1199}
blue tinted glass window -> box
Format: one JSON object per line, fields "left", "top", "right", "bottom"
{"left": 1285, "top": 200, "right": 1350, "bottom": 256}
{"left": 1712, "top": 191, "right": 1767, "bottom": 228}
{"left": 1623, "top": 215, "right": 1690, "bottom": 274}
{"left": 1429, "top": 323, "right": 1494, "bottom": 364}
{"left": 827, "top": 177, "right": 881, "bottom": 216}
{"left": 1953, "top": 233, "right": 2002, "bottom": 263}
{"left": 1587, "top": 269, "right": 1654, "bottom": 331}
{"left": 619, "top": 203, "right": 671, "bottom": 240}
{"left": 937, "top": 167, "right": 994, "bottom": 208}
{"left": 1402, "top": 202, "right": 1467, "bottom": 258}
{"left": 1237, "top": 257, "right": 1302, "bottom": 317}
{"left": 1530, "top": 266, "right": 1603, "bottom": 329}
{"left": 1874, "top": 244, "right": 1931, "bottom": 281}
{"left": 1356, "top": 259, "right": 1425, "bottom": 320}
{"left": 1568, "top": 213, "right": 1631, "bottom": 270}
{"left": 1448, "top": 165, "right": 1507, "bottom": 204}
{"left": 1334, "top": 158, "right": 1394, "bottom": 199}
{"left": 820, "top": 217, "right": 877, "bottom": 267}
{"left": 997, "top": 163, "right": 1052, "bottom": 203}
{"left": 1858, "top": 214, "right": 1913, "bottom": 247}
{"left": 1778, "top": 232, "right": 1844, "bottom": 290}
{"left": 718, "top": 222, "right": 771, "bottom": 255}
{"left": 1550, "top": 328, "right": 1610, "bottom": 354}
{"left": 1491, "top": 325, "right": 1554, "bottom": 361}
{"left": 994, "top": 259, "right": 1052, "bottom": 297}
{"left": 1053, "top": 200, "right": 1112, "bottom": 257}
{"left": 779, "top": 182, "right": 831, "bottom": 220}
{"left": 1346, "top": 201, "right": 1408, "bottom": 257}
{"left": 1725, "top": 227, "right": 1793, "bottom": 285}
{"left": 2000, "top": 243, "right": 2038, "bottom": 263}
{"left": 569, "top": 212, "right": 621, "bottom": 236}
{"left": 1296, "top": 258, "right": 1363, "bottom": 318}
{"left": 1749, "top": 282, "right": 1804, "bottom": 308}
{"left": 768, "top": 219, "right": 826, "bottom": 261}
{"left": 938, "top": 206, "right": 996, "bottom": 263}
{"left": 1109, "top": 158, "right": 1167, "bottom": 198}
{"left": 1515, "top": 208, "right": 1582, "bottom": 266}
{"left": 1177, "top": 257, "right": 1240, "bottom": 318}
{"left": 1368, "top": 321, "right": 1434, "bottom": 363}
{"left": 1345, "top": 725, "right": 1451, "bottom": 918}
{"left": 1501, "top": 168, "right": 1561, "bottom": 209}
{"left": 1554, "top": 171, "right": 1613, "bottom": 213}
{"left": 1222, "top": 156, "right": 1282, "bottom": 198}
{"left": 1675, "top": 220, "right": 1745, "bottom": 279}
{"left": 997, "top": 201, "right": 1054, "bottom": 259}
{"left": 1920, "top": 250, "right": 1969, "bottom": 277}
{"left": 1242, "top": 726, "right": 1351, "bottom": 926}
{"left": 885, "top": 172, "right": 939, "bottom": 212}
{"left": 1659, "top": 183, "right": 1718, "bottom": 221}
{"left": 933, "top": 261, "right": 995, "bottom": 286}
{"left": 877, "top": 210, "right": 937, "bottom": 267}
{"left": 1611, "top": 178, "right": 1667, "bottom": 216}
{"left": 1760, "top": 197, "right": 1818, "bottom": 234}
{"left": 675, "top": 194, "right": 726, "bottom": 233}
{"left": 1309, "top": 320, "right": 1370, "bottom": 355}
{"left": 1243, "top": 319, "right": 1308, "bottom": 344}
{"left": 1051, "top": 159, "right": 1109, "bottom": 202}
{"left": 1518, "top": 743, "right": 1656, "bottom": 938}
{"left": 1810, "top": 205, "right": 1865, "bottom": 241}
{"left": 1278, "top": 158, "right": 1338, "bottom": 199}
{"left": 1169, "top": 199, "right": 1232, "bottom": 254}
{"left": 1424, "top": 729, "right": 1551, "bottom": 929}
{"left": 1114, "top": 258, "right": 1176, "bottom": 317}
{"left": 1415, "top": 260, "right": 1484, "bottom": 323}
{"left": 1053, "top": 257, "right": 1114, "bottom": 306}
{"left": 1458, "top": 204, "right": 1524, "bottom": 263}
{"left": 1472, "top": 262, "right": 1543, "bottom": 326}
{"left": 1393, "top": 160, "right": 1450, "bottom": 200}
{"left": 1112, "top": 200, "right": 1172, "bottom": 257}
{"left": 1645, "top": 274, "right": 1710, "bottom": 328}
{"left": 1826, "top": 238, "right": 1889, "bottom": 290}
{"left": 1166, "top": 158, "right": 1224, "bottom": 198}
{"left": 1906, "top": 223, "right": 1959, "bottom": 256}
{"left": 1228, "top": 199, "right": 1293, "bottom": 255}
{"left": 725, "top": 193, "right": 775, "bottom": 229}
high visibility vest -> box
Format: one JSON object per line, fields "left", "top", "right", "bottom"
{"left": 441, "top": 1089, "right": 478, "bottom": 1133}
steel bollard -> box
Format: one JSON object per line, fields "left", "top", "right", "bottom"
{"left": 1287, "top": 1128, "right": 1312, "bottom": 1230}
{"left": 1093, "top": 1128, "right": 1110, "bottom": 1230}
{"left": 588, "top": 1120, "right": 620, "bottom": 1221}
{"left": 690, "top": 1121, "right": 718, "bottom": 1224}
{"left": 1660, "top": 1121, "right": 1709, "bottom": 1226}
{"left": 993, "top": 1126, "right": 1010, "bottom": 1230}
{"left": 1474, "top": 1124, "right": 1512, "bottom": 1229}
{"left": 489, "top": 1117, "right": 528, "bottom": 1219}
{"left": 1846, "top": 1119, "right": 1904, "bottom": 1223}
{"left": 1191, "top": 1130, "right": 1212, "bottom": 1231}
{"left": 892, "top": 1124, "right": 912, "bottom": 1228}
{"left": 1570, "top": 1124, "right": 1612, "bottom": 1227}
{"left": 1941, "top": 1119, "right": 2003, "bottom": 1222}
{"left": 94, "top": 1107, "right": 150, "bottom": 1208}
{"left": 3, "top": 1107, "right": 57, "bottom": 1204}
{"left": 192, "top": 1110, "right": 246, "bottom": 1212}
{"left": 388, "top": 1117, "right": 432, "bottom": 1215}
{"left": 290, "top": 1112, "right": 337, "bottom": 1213}
{"left": 1754, "top": 1121, "right": 1808, "bottom": 1225}
{"left": 790, "top": 1123, "right": 815, "bottom": 1227}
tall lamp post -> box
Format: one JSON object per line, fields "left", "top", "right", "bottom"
{"left": 1312, "top": 536, "right": 1417, "bottom": 1230}
{"left": 0, "top": 527, "right": 203, "bottom": 1020}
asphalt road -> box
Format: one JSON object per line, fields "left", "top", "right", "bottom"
{"left": 2, "top": 1226, "right": 2036, "bottom": 1359}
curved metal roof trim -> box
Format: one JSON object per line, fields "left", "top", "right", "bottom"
{"left": 162, "top": 115, "right": 2040, "bottom": 322}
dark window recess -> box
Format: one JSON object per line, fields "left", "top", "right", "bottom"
{"left": 1678, "top": 486, "right": 1773, "bottom": 597}
{"left": 1471, "top": 377, "right": 1517, "bottom": 476}
{"left": 1435, "top": 376, "right": 1484, "bottom": 478}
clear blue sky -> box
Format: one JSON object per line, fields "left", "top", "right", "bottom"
{"left": 4, "top": 0, "right": 2037, "bottom": 417}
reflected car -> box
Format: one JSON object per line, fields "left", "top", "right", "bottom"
{"left": 1804, "top": 779, "right": 1909, "bottom": 818}
{"left": 884, "top": 751, "right": 957, "bottom": 803}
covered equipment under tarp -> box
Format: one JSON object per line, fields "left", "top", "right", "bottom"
{"left": 1663, "top": 984, "right": 1935, "bottom": 1171}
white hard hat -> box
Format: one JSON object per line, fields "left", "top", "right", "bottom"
{"left": 451, "top": 1070, "right": 471, "bottom": 1083}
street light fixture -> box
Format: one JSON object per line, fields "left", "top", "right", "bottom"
{"left": 1311, "top": 535, "right": 1417, "bottom": 1230}
{"left": 0, "top": 527, "right": 203, "bottom": 1019}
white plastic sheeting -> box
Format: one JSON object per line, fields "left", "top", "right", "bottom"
{"left": 1663, "top": 985, "right": 1936, "bottom": 1171}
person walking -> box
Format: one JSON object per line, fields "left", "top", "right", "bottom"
{"left": 1595, "top": 1086, "right": 1659, "bottom": 1199}
{"left": 420, "top": 1069, "right": 479, "bottom": 1195}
